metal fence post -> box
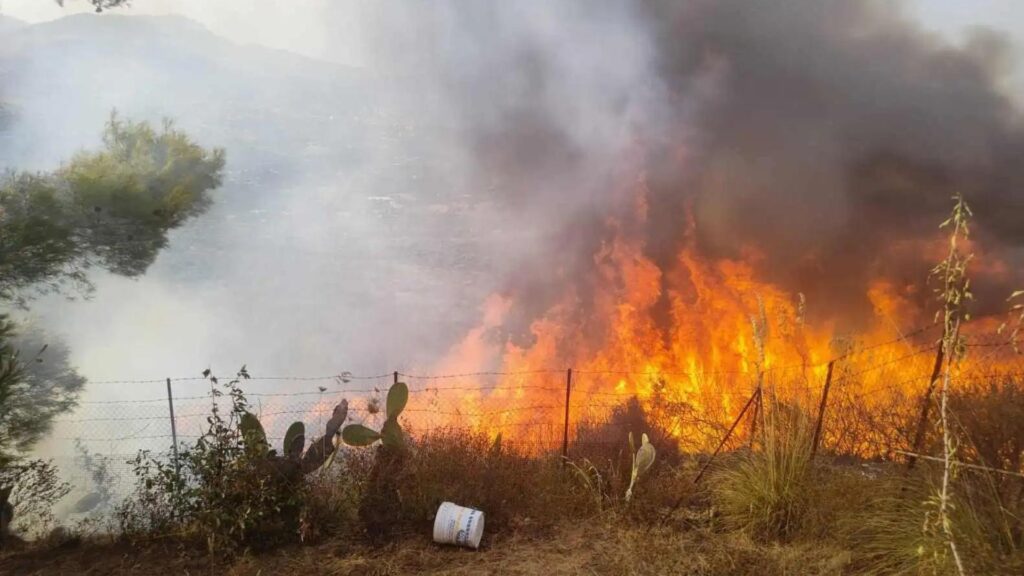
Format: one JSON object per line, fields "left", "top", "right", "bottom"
{"left": 907, "top": 342, "right": 945, "bottom": 469}
{"left": 811, "top": 360, "right": 835, "bottom": 458}
{"left": 166, "top": 377, "right": 180, "bottom": 474}
{"left": 660, "top": 386, "right": 762, "bottom": 526}
{"left": 748, "top": 386, "right": 762, "bottom": 449}
{"left": 561, "top": 368, "right": 572, "bottom": 465}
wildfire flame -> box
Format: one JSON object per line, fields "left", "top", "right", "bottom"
{"left": 406, "top": 173, "right": 1016, "bottom": 455}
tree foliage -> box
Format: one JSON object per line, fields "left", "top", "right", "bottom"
{"left": 0, "top": 318, "right": 24, "bottom": 472}
{"left": 2, "top": 323, "right": 86, "bottom": 456}
{"left": 0, "top": 112, "right": 225, "bottom": 305}
{"left": 0, "top": 113, "right": 223, "bottom": 467}
{"left": 0, "top": 459, "right": 70, "bottom": 539}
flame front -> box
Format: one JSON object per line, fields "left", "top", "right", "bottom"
{"left": 395, "top": 173, "right": 1015, "bottom": 456}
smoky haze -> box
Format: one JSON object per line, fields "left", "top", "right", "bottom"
{"left": 640, "top": 0, "right": 1024, "bottom": 323}
{"left": 353, "top": 0, "right": 1024, "bottom": 341}
{"left": 0, "top": 12, "right": 514, "bottom": 411}
{"left": 1, "top": 1, "right": 1023, "bottom": 457}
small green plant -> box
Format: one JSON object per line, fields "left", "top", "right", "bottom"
{"left": 341, "top": 381, "right": 408, "bottom": 449}
{"left": 625, "top": 432, "right": 655, "bottom": 503}
{"left": 238, "top": 399, "right": 349, "bottom": 476}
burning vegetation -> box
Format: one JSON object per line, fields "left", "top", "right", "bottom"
{"left": 4, "top": 1, "right": 1024, "bottom": 575}
{"left": 402, "top": 0, "right": 1024, "bottom": 463}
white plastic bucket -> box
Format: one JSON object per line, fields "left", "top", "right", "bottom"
{"left": 433, "top": 501, "right": 485, "bottom": 549}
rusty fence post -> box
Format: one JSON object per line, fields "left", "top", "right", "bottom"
{"left": 696, "top": 386, "right": 761, "bottom": 484}
{"left": 748, "top": 386, "right": 763, "bottom": 449}
{"left": 810, "top": 360, "right": 835, "bottom": 459}
{"left": 907, "top": 342, "right": 945, "bottom": 470}
{"left": 659, "top": 386, "right": 762, "bottom": 526}
{"left": 561, "top": 368, "right": 573, "bottom": 466}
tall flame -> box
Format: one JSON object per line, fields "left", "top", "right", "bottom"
{"left": 398, "top": 168, "right": 1023, "bottom": 456}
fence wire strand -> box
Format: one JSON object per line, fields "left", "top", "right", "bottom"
{"left": 35, "top": 315, "right": 1024, "bottom": 503}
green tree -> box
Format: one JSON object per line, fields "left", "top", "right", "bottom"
{"left": 0, "top": 113, "right": 224, "bottom": 466}
{"left": 1, "top": 112, "right": 226, "bottom": 305}
{"left": 1, "top": 322, "right": 86, "bottom": 460}
{"left": 0, "top": 318, "right": 24, "bottom": 473}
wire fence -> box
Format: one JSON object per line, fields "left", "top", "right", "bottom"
{"left": 34, "top": 319, "right": 1024, "bottom": 513}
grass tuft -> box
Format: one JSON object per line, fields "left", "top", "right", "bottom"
{"left": 712, "top": 402, "right": 815, "bottom": 541}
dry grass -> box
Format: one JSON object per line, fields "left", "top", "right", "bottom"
{"left": 259, "top": 520, "right": 854, "bottom": 576}
{"left": 5, "top": 393, "right": 1024, "bottom": 575}
{"left": 711, "top": 402, "right": 815, "bottom": 541}
{"left": 394, "top": 427, "right": 594, "bottom": 533}
{"left": 1, "top": 518, "right": 852, "bottom": 576}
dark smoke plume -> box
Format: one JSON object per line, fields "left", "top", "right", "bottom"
{"left": 372, "top": 0, "right": 1024, "bottom": 335}
{"left": 640, "top": 0, "right": 1024, "bottom": 323}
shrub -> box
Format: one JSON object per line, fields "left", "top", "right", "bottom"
{"left": 69, "top": 439, "right": 115, "bottom": 517}
{"left": 793, "top": 458, "right": 1024, "bottom": 575}
{"left": 401, "top": 427, "right": 593, "bottom": 534}
{"left": 949, "top": 374, "right": 1024, "bottom": 498}
{"left": 334, "top": 425, "right": 602, "bottom": 541}
{"left": 835, "top": 472, "right": 996, "bottom": 575}
{"left": 297, "top": 450, "right": 373, "bottom": 543}
{"left": 119, "top": 367, "right": 311, "bottom": 554}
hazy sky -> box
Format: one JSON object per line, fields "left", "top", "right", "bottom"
{"left": 2, "top": 0, "right": 369, "bottom": 65}
{"left": 4, "top": 0, "right": 1024, "bottom": 75}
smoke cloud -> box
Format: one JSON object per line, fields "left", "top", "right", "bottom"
{"left": 1, "top": 0, "right": 1022, "bottom": 395}
{"left": 353, "top": 0, "right": 1024, "bottom": 339}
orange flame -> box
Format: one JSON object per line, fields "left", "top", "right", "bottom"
{"left": 383, "top": 174, "right": 1016, "bottom": 456}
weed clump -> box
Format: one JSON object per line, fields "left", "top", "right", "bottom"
{"left": 118, "top": 368, "right": 330, "bottom": 554}
{"left": 712, "top": 404, "right": 815, "bottom": 542}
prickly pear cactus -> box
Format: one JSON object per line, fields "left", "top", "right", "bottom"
{"left": 239, "top": 399, "right": 348, "bottom": 476}
{"left": 626, "top": 432, "right": 656, "bottom": 502}
{"left": 300, "top": 400, "right": 348, "bottom": 474}
{"left": 339, "top": 381, "right": 413, "bottom": 540}
{"left": 341, "top": 382, "right": 408, "bottom": 449}
{"left": 239, "top": 411, "right": 269, "bottom": 455}
{"left": 283, "top": 422, "right": 305, "bottom": 460}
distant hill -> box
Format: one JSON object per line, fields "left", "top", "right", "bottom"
{"left": 0, "top": 13, "right": 370, "bottom": 174}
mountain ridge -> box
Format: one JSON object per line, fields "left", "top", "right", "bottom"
{"left": 5, "top": 13, "right": 360, "bottom": 78}
{"left": 0, "top": 12, "right": 370, "bottom": 173}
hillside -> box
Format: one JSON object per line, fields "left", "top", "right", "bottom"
{"left": 0, "top": 13, "right": 367, "bottom": 172}
{"left": 0, "top": 12, "right": 504, "bottom": 381}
